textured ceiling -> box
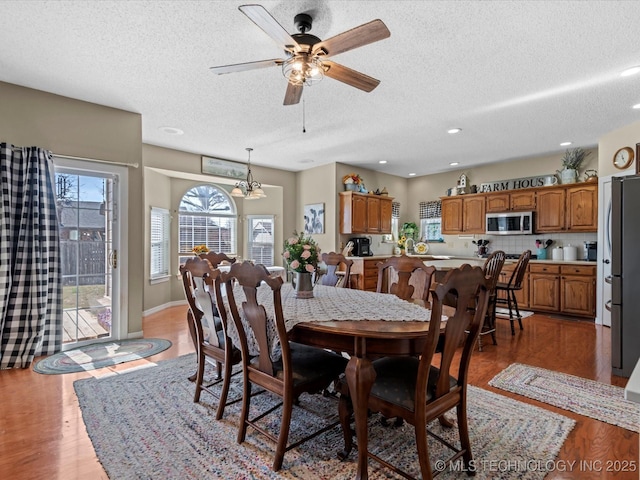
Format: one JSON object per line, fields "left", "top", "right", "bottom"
{"left": 1, "top": 0, "right": 640, "bottom": 177}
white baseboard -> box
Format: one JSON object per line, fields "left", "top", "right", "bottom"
{"left": 143, "top": 300, "right": 186, "bottom": 317}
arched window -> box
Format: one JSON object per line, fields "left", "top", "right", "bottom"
{"left": 178, "top": 185, "right": 237, "bottom": 257}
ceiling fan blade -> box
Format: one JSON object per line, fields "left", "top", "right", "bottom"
{"left": 239, "top": 4, "right": 301, "bottom": 52}
{"left": 283, "top": 82, "right": 303, "bottom": 105}
{"left": 322, "top": 61, "right": 380, "bottom": 92}
{"left": 210, "top": 58, "right": 283, "bottom": 75}
{"left": 312, "top": 19, "right": 390, "bottom": 58}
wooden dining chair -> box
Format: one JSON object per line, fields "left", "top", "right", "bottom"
{"left": 199, "top": 251, "right": 236, "bottom": 268}
{"left": 376, "top": 254, "right": 436, "bottom": 306}
{"left": 337, "top": 264, "right": 490, "bottom": 480}
{"left": 475, "top": 250, "right": 506, "bottom": 351}
{"left": 179, "top": 256, "right": 242, "bottom": 419}
{"left": 318, "top": 252, "right": 354, "bottom": 288}
{"left": 495, "top": 249, "right": 531, "bottom": 335}
{"left": 221, "top": 261, "right": 348, "bottom": 472}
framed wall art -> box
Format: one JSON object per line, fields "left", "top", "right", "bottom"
{"left": 304, "top": 203, "right": 324, "bottom": 234}
{"left": 201, "top": 156, "right": 248, "bottom": 180}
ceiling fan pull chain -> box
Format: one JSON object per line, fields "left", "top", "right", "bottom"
{"left": 302, "top": 94, "right": 306, "bottom": 133}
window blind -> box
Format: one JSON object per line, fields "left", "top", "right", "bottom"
{"left": 150, "top": 207, "right": 170, "bottom": 279}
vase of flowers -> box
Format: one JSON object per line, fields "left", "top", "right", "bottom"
{"left": 192, "top": 244, "right": 209, "bottom": 255}
{"left": 283, "top": 231, "right": 319, "bottom": 298}
{"left": 342, "top": 173, "right": 364, "bottom": 192}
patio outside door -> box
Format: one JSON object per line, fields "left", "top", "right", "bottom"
{"left": 54, "top": 158, "right": 125, "bottom": 348}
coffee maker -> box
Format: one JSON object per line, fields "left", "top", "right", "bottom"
{"left": 584, "top": 241, "right": 597, "bottom": 261}
{"left": 350, "top": 237, "right": 373, "bottom": 257}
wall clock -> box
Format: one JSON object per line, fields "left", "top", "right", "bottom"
{"left": 613, "top": 146, "right": 634, "bottom": 170}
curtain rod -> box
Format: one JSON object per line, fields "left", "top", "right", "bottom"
{"left": 8, "top": 147, "right": 138, "bottom": 168}
{"left": 54, "top": 153, "right": 139, "bottom": 169}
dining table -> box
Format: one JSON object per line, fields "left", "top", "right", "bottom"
{"left": 224, "top": 282, "right": 444, "bottom": 480}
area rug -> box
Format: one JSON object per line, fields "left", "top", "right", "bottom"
{"left": 74, "top": 354, "right": 575, "bottom": 479}
{"left": 494, "top": 307, "right": 534, "bottom": 320}
{"left": 33, "top": 338, "right": 172, "bottom": 374}
{"left": 489, "top": 363, "right": 640, "bottom": 433}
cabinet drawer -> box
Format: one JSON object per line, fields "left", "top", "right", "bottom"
{"left": 560, "top": 265, "right": 596, "bottom": 276}
{"left": 529, "top": 264, "right": 560, "bottom": 274}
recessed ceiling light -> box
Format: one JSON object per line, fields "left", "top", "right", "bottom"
{"left": 298, "top": 159, "right": 314, "bottom": 164}
{"left": 449, "top": 162, "right": 460, "bottom": 166}
{"left": 633, "top": 103, "right": 640, "bottom": 110}
{"left": 159, "top": 126, "right": 184, "bottom": 135}
{"left": 447, "top": 128, "right": 462, "bottom": 134}
{"left": 378, "top": 160, "right": 387, "bottom": 164}
{"left": 560, "top": 141, "right": 572, "bottom": 146}
{"left": 408, "top": 173, "right": 416, "bottom": 176}
{"left": 621, "top": 66, "right": 640, "bottom": 77}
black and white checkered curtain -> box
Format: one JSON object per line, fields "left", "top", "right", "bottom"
{"left": 0, "top": 143, "right": 62, "bottom": 369}
{"left": 391, "top": 202, "right": 400, "bottom": 219}
{"left": 419, "top": 200, "right": 442, "bottom": 219}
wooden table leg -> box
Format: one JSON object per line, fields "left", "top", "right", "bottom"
{"left": 345, "top": 340, "right": 376, "bottom": 480}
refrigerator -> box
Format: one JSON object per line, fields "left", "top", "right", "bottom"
{"left": 610, "top": 175, "right": 640, "bottom": 377}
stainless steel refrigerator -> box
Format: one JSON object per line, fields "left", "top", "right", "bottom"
{"left": 611, "top": 175, "right": 640, "bottom": 377}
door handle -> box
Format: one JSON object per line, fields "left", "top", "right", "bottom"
{"left": 605, "top": 275, "right": 612, "bottom": 284}
{"left": 605, "top": 300, "right": 612, "bottom": 312}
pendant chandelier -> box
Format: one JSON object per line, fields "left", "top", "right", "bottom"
{"left": 230, "top": 148, "right": 266, "bottom": 200}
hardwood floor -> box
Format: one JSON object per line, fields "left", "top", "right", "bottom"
{"left": 0, "top": 307, "right": 637, "bottom": 479}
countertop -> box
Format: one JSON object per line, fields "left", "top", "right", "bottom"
{"left": 347, "top": 254, "right": 597, "bottom": 266}
{"left": 625, "top": 359, "right": 640, "bottom": 404}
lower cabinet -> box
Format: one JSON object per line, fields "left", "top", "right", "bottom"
{"left": 528, "top": 263, "right": 595, "bottom": 317}
{"left": 529, "top": 264, "right": 561, "bottom": 312}
{"left": 350, "top": 258, "right": 381, "bottom": 292}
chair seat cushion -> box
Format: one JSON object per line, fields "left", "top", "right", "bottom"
{"left": 369, "top": 357, "right": 458, "bottom": 411}
{"left": 272, "top": 342, "right": 348, "bottom": 387}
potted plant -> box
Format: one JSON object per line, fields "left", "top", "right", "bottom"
{"left": 558, "top": 148, "right": 591, "bottom": 184}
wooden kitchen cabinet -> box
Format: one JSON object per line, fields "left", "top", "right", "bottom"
{"left": 462, "top": 195, "right": 485, "bottom": 233}
{"left": 486, "top": 191, "right": 536, "bottom": 213}
{"left": 535, "top": 188, "right": 565, "bottom": 232}
{"left": 350, "top": 257, "right": 381, "bottom": 291}
{"left": 560, "top": 265, "right": 596, "bottom": 316}
{"left": 566, "top": 184, "right": 598, "bottom": 231}
{"left": 529, "top": 264, "right": 560, "bottom": 312}
{"left": 339, "top": 191, "right": 393, "bottom": 235}
{"left": 441, "top": 194, "right": 484, "bottom": 234}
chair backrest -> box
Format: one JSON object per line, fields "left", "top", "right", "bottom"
{"left": 376, "top": 254, "right": 436, "bottom": 304}
{"left": 417, "top": 264, "right": 490, "bottom": 400}
{"left": 199, "top": 251, "right": 236, "bottom": 268}
{"left": 482, "top": 250, "right": 506, "bottom": 292}
{"left": 320, "top": 252, "right": 353, "bottom": 288}
{"left": 508, "top": 250, "right": 532, "bottom": 288}
{"left": 221, "top": 261, "right": 288, "bottom": 378}
{"left": 179, "top": 256, "right": 223, "bottom": 348}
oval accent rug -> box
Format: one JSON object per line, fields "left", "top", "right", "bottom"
{"left": 33, "top": 338, "right": 172, "bottom": 374}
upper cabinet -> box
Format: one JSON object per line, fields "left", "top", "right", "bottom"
{"left": 339, "top": 191, "right": 394, "bottom": 235}
{"left": 441, "top": 194, "right": 485, "bottom": 235}
{"left": 536, "top": 184, "right": 597, "bottom": 232}
{"left": 441, "top": 183, "right": 597, "bottom": 235}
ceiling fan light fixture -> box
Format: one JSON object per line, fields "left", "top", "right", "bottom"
{"left": 283, "top": 54, "right": 324, "bottom": 86}
{"left": 232, "top": 148, "right": 267, "bottom": 200}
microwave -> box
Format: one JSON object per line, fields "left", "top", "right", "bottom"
{"left": 485, "top": 211, "right": 533, "bottom": 235}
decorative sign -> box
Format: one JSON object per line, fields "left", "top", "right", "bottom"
{"left": 202, "top": 156, "right": 248, "bottom": 180}
{"left": 479, "top": 174, "right": 557, "bottom": 193}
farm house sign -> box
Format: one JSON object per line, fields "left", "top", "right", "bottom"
{"left": 479, "top": 174, "right": 556, "bottom": 193}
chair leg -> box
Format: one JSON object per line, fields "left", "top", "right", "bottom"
{"left": 215, "top": 358, "right": 233, "bottom": 420}
{"left": 237, "top": 373, "right": 251, "bottom": 444}
{"left": 273, "top": 394, "right": 294, "bottom": 471}
{"left": 414, "top": 415, "right": 433, "bottom": 480}
{"left": 456, "top": 402, "right": 474, "bottom": 472}
{"left": 193, "top": 348, "right": 206, "bottom": 403}
{"left": 512, "top": 290, "right": 524, "bottom": 331}
{"left": 490, "top": 298, "right": 498, "bottom": 345}
{"left": 506, "top": 290, "right": 516, "bottom": 335}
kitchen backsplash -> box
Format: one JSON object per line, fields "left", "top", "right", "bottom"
{"left": 419, "top": 232, "right": 598, "bottom": 259}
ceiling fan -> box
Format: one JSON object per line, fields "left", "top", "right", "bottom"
{"left": 210, "top": 4, "right": 390, "bottom": 105}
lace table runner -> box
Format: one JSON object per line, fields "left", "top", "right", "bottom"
{"left": 225, "top": 284, "right": 433, "bottom": 358}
